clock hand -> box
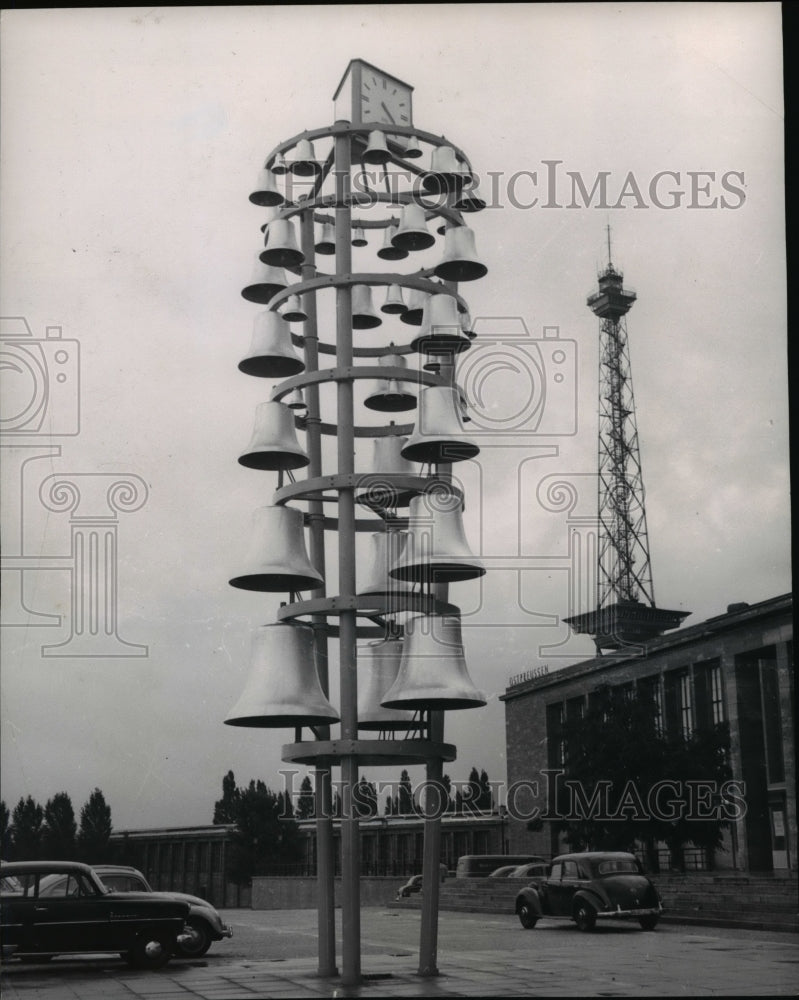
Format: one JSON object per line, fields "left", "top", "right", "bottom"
{"left": 380, "top": 101, "right": 396, "bottom": 124}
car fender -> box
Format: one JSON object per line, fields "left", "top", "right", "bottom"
{"left": 573, "top": 888, "right": 606, "bottom": 914}
{"left": 515, "top": 886, "right": 543, "bottom": 917}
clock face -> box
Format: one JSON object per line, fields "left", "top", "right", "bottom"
{"left": 359, "top": 69, "right": 412, "bottom": 128}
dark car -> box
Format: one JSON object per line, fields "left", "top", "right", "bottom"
{"left": 92, "top": 865, "right": 232, "bottom": 958}
{"left": 0, "top": 860, "right": 191, "bottom": 968}
{"left": 514, "top": 852, "right": 662, "bottom": 932}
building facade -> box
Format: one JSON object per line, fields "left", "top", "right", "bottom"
{"left": 501, "top": 594, "right": 794, "bottom": 873}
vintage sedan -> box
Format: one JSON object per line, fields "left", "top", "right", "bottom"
{"left": 0, "top": 860, "right": 191, "bottom": 968}
{"left": 92, "top": 864, "right": 232, "bottom": 958}
{"left": 515, "top": 852, "right": 662, "bottom": 932}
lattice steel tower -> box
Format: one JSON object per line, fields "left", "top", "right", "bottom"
{"left": 565, "top": 230, "right": 689, "bottom": 652}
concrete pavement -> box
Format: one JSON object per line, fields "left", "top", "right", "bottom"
{"left": 1, "top": 907, "right": 797, "bottom": 998}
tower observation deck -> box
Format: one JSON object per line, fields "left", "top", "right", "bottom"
{"left": 565, "top": 238, "right": 689, "bottom": 652}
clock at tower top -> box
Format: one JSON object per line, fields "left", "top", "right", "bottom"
{"left": 333, "top": 59, "right": 414, "bottom": 128}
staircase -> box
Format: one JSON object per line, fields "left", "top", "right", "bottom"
{"left": 394, "top": 874, "right": 798, "bottom": 933}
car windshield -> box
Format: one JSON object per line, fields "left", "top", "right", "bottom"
{"left": 596, "top": 859, "right": 641, "bottom": 875}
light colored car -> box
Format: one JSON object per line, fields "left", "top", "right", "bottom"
{"left": 508, "top": 861, "right": 549, "bottom": 879}
{"left": 92, "top": 864, "right": 232, "bottom": 958}
{"left": 488, "top": 865, "right": 521, "bottom": 878}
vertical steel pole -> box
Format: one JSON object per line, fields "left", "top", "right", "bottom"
{"left": 418, "top": 329, "right": 457, "bottom": 977}
{"left": 299, "top": 207, "right": 338, "bottom": 978}
{"left": 333, "top": 126, "right": 361, "bottom": 987}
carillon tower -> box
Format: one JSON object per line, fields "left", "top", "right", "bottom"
{"left": 565, "top": 230, "right": 689, "bottom": 652}
{"left": 226, "top": 60, "right": 490, "bottom": 985}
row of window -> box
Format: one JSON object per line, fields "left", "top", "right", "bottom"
{"left": 548, "top": 660, "right": 726, "bottom": 766}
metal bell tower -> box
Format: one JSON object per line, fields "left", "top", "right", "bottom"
{"left": 565, "top": 230, "right": 689, "bottom": 652}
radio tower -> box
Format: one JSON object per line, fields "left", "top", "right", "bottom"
{"left": 565, "top": 229, "right": 689, "bottom": 652}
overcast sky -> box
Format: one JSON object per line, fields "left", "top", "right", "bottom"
{"left": 0, "top": 4, "right": 788, "bottom": 831}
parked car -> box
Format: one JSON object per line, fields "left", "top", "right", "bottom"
{"left": 92, "top": 864, "right": 232, "bottom": 958}
{"left": 0, "top": 860, "right": 190, "bottom": 968}
{"left": 488, "top": 865, "right": 522, "bottom": 878}
{"left": 456, "top": 855, "right": 547, "bottom": 878}
{"left": 508, "top": 861, "right": 549, "bottom": 879}
{"left": 514, "top": 852, "right": 662, "bottom": 932}
{"left": 396, "top": 874, "right": 423, "bottom": 899}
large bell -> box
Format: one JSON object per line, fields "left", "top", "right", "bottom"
{"left": 352, "top": 227, "right": 368, "bottom": 247}
{"left": 381, "top": 284, "right": 407, "bottom": 315}
{"left": 377, "top": 223, "right": 409, "bottom": 261}
{"left": 399, "top": 289, "right": 429, "bottom": 326}
{"left": 238, "top": 401, "right": 309, "bottom": 471}
{"left": 422, "top": 145, "right": 471, "bottom": 194}
{"left": 229, "top": 505, "right": 323, "bottom": 592}
{"left": 357, "top": 639, "right": 415, "bottom": 730}
{"left": 364, "top": 353, "right": 416, "bottom": 412}
{"left": 401, "top": 386, "right": 480, "bottom": 464}
{"left": 249, "top": 168, "right": 285, "bottom": 207}
{"left": 363, "top": 130, "right": 391, "bottom": 165}
{"left": 289, "top": 138, "right": 320, "bottom": 176}
{"left": 434, "top": 226, "right": 488, "bottom": 282}
{"left": 356, "top": 433, "right": 419, "bottom": 509}
{"left": 392, "top": 203, "right": 435, "bottom": 252}
{"left": 225, "top": 623, "right": 339, "bottom": 728}
{"left": 241, "top": 257, "right": 289, "bottom": 304}
{"left": 351, "top": 284, "right": 382, "bottom": 329}
{"left": 238, "top": 311, "right": 305, "bottom": 378}
{"left": 381, "top": 614, "right": 486, "bottom": 710}
{"left": 391, "top": 493, "right": 485, "bottom": 583}
{"left": 260, "top": 218, "right": 305, "bottom": 269}
{"left": 357, "top": 530, "right": 413, "bottom": 598}
{"left": 411, "top": 293, "right": 472, "bottom": 355}
{"left": 315, "top": 223, "right": 336, "bottom": 256}
{"left": 282, "top": 293, "right": 308, "bottom": 323}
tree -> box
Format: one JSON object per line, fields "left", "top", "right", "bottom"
{"left": 11, "top": 796, "right": 44, "bottom": 860}
{"left": 213, "top": 770, "right": 240, "bottom": 825}
{"left": 77, "top": 788, "right": 113, "bottom": 862}
{"left": 0, "top": 800, "right": 11, "bottom": 858}
{"left": 478, "top": 770, "right": 493, "bottom": 811}
{"left": 297, "top": 775, "right": 315, "bottom": 820}
{"left": 397, "top": 770, "right": 413, "bottom": 815}
{"left": 352, "top": 777, "right": 377, "bottom": 818}
{"left": 43, "top": 792, "right": 77, "bottom": 859}
{"left": 214, "top": 774, "right": 304, "bottom": 884}
{"left": 554, "top": 686, "right": 732, "bottom": 868}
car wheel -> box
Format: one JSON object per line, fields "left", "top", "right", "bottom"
{"left": 518, "top": 902, "right": 538, "bottom": 929}
{"left": 638, "top": 915, "right": 659, "bottom": 931}
{"left": 176, "top": 918, "right": 212, "bottom": 958}
{"left": 125, "top": 933, "right": 173, "bottom": 969}
{"left": 573, "top": 900, "right": 597, "bottom": 932}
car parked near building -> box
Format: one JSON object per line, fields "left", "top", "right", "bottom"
{"left": 514, "top": 852, "right": 662, "bottom": 932}
{"left": 508, "top": 861, "right": 549, "bottom": 879}
{"left": 0, "top": 860, "right": 190, "bottom": 968}
{"left": 92, "top": 864, "right": 232, "bottom": 958}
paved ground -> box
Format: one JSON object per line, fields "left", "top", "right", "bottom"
{"left": 2, "top": 907, "right": 797, "bottom": 998}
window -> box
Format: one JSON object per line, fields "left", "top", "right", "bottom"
{"left": 562, "top": 860, "right": 579, "bottom": 879}
{"left": 546, "top": 703, "right": 565, "bottom": 768}
{"left": 679, "top": 672, "right": 694, "bottom": 738}
{"left": 710, "top": 664, "right": 725, "bottom": 725}
{"left": 549, "top": 863, "right": 563, "bottom": 881}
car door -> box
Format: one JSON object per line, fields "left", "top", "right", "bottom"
{"left": 545, "top": 861, "right": 582, "bottom": 916}
{"left": 542, "top": 862, "right": 566, "bottom": 915}
{"left": 0, "top": 871, "right": 36, "bottom": 951}
{"left": 33, "top": 872, "right": 111, "bottom": 953}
